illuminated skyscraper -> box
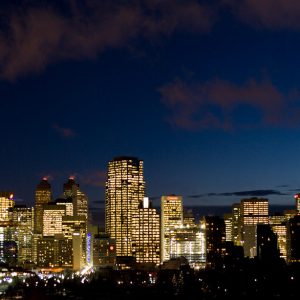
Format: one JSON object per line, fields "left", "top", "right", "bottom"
{"left": 224, "top": 213, "right": 233, "bottom": 242}
{"left": 201, "top": 216, "right": 226, "bottom": 268}
{"left": 241, "top": 198, "right": 269, "bottom": 257}
{"left": 63, "top": 177, "right": 88, "bottom": 219}
{"left": 132, "top": 197, "right": 160, "bottom": 264}
{"left": 105, "top": 156, "right": 145, "bottom": 257}
{"left": 161, "top": 195, "right": 183, "bottom": 262}
{"left": 287, "top": 215, "right": 300, "bottom": 263}
{"left": 11, "top": 205, "right": 34, "bottom": 265}
{"left": 0, "top": 192, "right": 16, "bottom": 265}
{"left": 294, "top": 193, "right": 300, "bottom": 214}
{"left": 269, "top": 214, "right": 287, "bottom": 261}
{"left": 232, "top": 203, "right": 241, "bottom": 246}
{"left": 0, "top": 192, "right": 14, "bottom": 223}
{"left": 169, "top": 225, "right": 206, "bottom": 267}
{"left": 42, "top": 204, "right": 66, "bottom": 237}
{"left": 35, "top": 178, "right": 52, "bottom": 233}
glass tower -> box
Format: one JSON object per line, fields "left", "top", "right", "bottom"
{"left": 35, "top": 178, "right": 52, "bottom": 233}
{"left": 105, "top": 156, "right": 145, "bottom": 257}
{"left": 161, "top": 195, "right": 183, "bottom": 262}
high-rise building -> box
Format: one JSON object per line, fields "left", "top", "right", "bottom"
{"left": 201, "top": 216, "right": 226, "bottom": 268}
{"left": 240, "top": 198, "right": 269, "bottom": 257}
{"left": 161, "top": 195, "right": 183, "bottom": 262}
{"left": 231, "top": 203, "right": 241, "bottom": 246}
{"left": 0, "top": 192, "right": 14, "bottom": 223}
{"left": 42, "top": 204, "right": 66, "bottom": 237}
{"left": 55, "top": 198, "right": 73, "bottom": 216}
{"left": 93, "top": 232, "right": 116, "bottom": 267}
{"left": 131, "top": 197, "right": 160, "bottom": 265}
{"left": 256, "top": 224, "right": 279, "bottom": 261}
{"left": 286, "top": 215, "right": 300, "bottom": 263}
{"left": 224, "top": 213, "right": 233, "bottom": 242}
{"left": 63, "top": 177, "right": 88, "bottom": 219}
{"left": 294, "top": 193, "right": 300, "bottom": 214}
{"left": 11, "top": 205, "right": 34, "bottom": 265}
{"left": 35, "top": 178, "right": 52, "bottom": 233}
{"left": 0, "top": 192, "right": 16, "bottom": 266}
{"left": 169, "top": 224, "right": 206, "bottom": 267}
{"left": 272, "top": 224, "right": 287, "bottom": 261}
{"left": 269, "top": 214, "right": 287, "bottom": 261}
{"left": 105, "top": 156, "right": 145, "bottom": 257}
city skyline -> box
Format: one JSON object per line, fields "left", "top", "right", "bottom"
{"left": 1, "top": 1, "right": 300, "bottom": 212}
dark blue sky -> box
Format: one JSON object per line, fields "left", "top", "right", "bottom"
{"left": 0, "top": 0, "right": 300, "bottom": 218}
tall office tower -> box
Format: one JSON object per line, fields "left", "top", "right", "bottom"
{"left": 272, "top": 224, "right": 286, "bottom": 260}
{"left": 183, "top": 209, "right": 196, "bottom": 227}
{"left": 284, "top": 209, "right": 297, "bottom": 221}
{"left": 62, "top": 215, "right": 87, "bottom": 268}
{"left": 11, "top": 205, "right": 34, "bottom": 265}
{"left": 169, "top": 225, "right": 206, "bottom": 268}
{"left": 131, "top": 197, "right": 160, "bottom": 264}
{"left": 286, "top": 215, "right": 300, "bottom": 263}
{"left": 105, "top": 156, "right": 145, "bottom": 257}
{"left": 63, "top": 177, "right": 88, "bottom": 219}
{"left": 55, "top": 198, "right": 73, "bottom": 216}
{"left": 42, "top": 204, "right": 66, "bottom": 236}
{"left": 35, "top": 178, "right": 52, "bottom": 233}
{"left": 256, "top": 224, "right": 279, "bottom": 261}
{"left": 294, "top": 193, "right": 300, "bottom": 214}
{"left": 269, "top": 214, "right": 286, "bottom": 225}
{"left": 93, "top": 232, "right": 116, "bottom": 267}
{"left": 37, "top": 235, "right": 72, "bottom": 268}
{"left": 224, "top": 213, "right": 233, "bottom": 242}
{"left": 161, "top": 195, "right": 183, "bottom": 262}
{"left": 240, "top": 198, "right": 269, "bottom": 257}
{"left": 269, "top": 214, "right": 287, "bottom": 261}
{"left": 231, "top": 203, "right": 241, "bottom": 246}
{"left": 63, "top": 177, "right": 88, "bottom": 267}
{"left": 0, "top": 192, "right": 15, "bottom": 223}
{"left": 201, "top": 216, "right": 226, "bottom": 268}
{"left": 0, "top": 192, "right": 16, "bottom": 265}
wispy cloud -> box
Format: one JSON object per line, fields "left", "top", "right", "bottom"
{"left": 160, "top": 78, "right": 300, "bottom": 131}
{"left": 52, "top": 123, "right": 76, "bottom": 138}
{"left": 187, "top": 189, "right": 287, "bottom": 198}
{"left": 0, "top": 0, "right": 214, "bottom": 80}
{"left": 224, "top": 0, "right": 300, "bottom": 29}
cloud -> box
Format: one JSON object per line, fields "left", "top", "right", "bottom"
{"left": 79, "top": 170, "right": 107, "bottom": 187}
{"left": 187, "top": 189, "right": 287, "bottom": 198}
{"left": 160, "top": 77, "right": 300, "bottom": 131}
{"left": 218, "top": 189, "right": 287, "bottom": 197}
{"left": 52, "top": 123, "right": 76, "bottom": 138}
{"left": 224, "top": 0, "right": 300, "bottom": 29}
{"left": 0, "top": 0, "right": 214, "bottom": 80}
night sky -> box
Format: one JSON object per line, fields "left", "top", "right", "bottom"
{"left": 0, "top": 0, "right": 300, "bottom": 219}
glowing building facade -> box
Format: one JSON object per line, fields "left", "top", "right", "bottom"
{"left": 241, "top": 198, "right": 269, "bottom": 257}
{"left": 63, "top": 177, "right": 88, "bottom": 219}
{"left": 131, "top": 197, "right": 160, "bottom": 264}
{"left": 42, "top": 204, "right": 66, "bottom": 236}
{"left": 0, "top": 192, "right": 14, "bottom": 223}
{"left": 34, "top": 178, "right": 52, "bottom": 234}
{"left": 105, "top": 156, "right": 145, "bottom": 257}
{"left": 169, "top": 225, "right": 206, "bottom": 267}
{"left": 231, "top": 203, "right": 241, "bottom": 246}
{"left": 294, "top": 193, "right": 300, "bottom": 214}
{"left": 11, "top": 206, "right": 34, "bottom": 265}
{"left": 224, "top": 213, "right": 233, "bottom": 242}
{"left": 161, "top": 195, "right": 183, "bottom": 262}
